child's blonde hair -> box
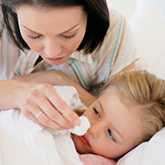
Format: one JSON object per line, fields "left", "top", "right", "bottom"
{"left": 109, "top": 70, "right": 165, "bottom": 141}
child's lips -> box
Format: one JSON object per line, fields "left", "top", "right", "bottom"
{"left": 79, "top": 135, "right": 91, "bottom": 147}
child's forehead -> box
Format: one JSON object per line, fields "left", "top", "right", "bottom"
{"left": 96, "top": 94, "right": 145, "bottom": 143}
{"left": 98, "top": 88, "right": 145, "bottom": 126}
{"left": 101, "top": 85, "right": 141, "bottom": 109}
{"left": 99, "top": 86, "right": 127, "bottom": 105}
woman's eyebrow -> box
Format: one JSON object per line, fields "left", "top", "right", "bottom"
{"left": 61, "top": 24, "right": 80, "bottom": 34}
{"left": 22, "top": 24, "right": 80, "bottom": 34}
{"left": 22, "top": 25, "right": 40, "bottom": 34}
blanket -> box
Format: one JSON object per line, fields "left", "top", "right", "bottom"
{"left": 0, "top": 86, "right": 84, "bottom": 165}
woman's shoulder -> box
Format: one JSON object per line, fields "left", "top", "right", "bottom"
{"left": 103, "top": 9, "right": 126, "bottom": 46}
{"left": 71, "top": 10, "right": 126, "bottom": 58}
{"left": 89, "top": 9, "right": 126, "bottom": 61}
{"left": 70, "top": 10, "right": 127, "bottom": 73}
{"left": 108, "top": 9, "right": 125, "bottom": 29}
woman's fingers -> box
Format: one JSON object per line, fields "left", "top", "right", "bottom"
{"left": 43, "top": 85, "right": 80, "bottom": 125}
{"left": 22, "top": 102, "right": 62, "bottom": 130}
{"left": 23, "top": 110, "right": 37, "bottom": 123}
{"left": 31, "top": 91, "right": 74, "bottom": 129}
{"left": 34, "top": 111, "right": 61, "bottom": 130}
{"left": 21, "top": 83, "right": 80, "bottom": 131}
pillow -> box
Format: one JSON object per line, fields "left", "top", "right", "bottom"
{"left": 117, "top": 128, "right": 165, "bottom": 165}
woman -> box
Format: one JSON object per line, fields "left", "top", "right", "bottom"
{"left": 0, "top": 0, "right": 137, "bottom": 131}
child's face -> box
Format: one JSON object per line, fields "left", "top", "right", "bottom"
{"left": 72, "top": 88, "right": 145, "bottom": 158}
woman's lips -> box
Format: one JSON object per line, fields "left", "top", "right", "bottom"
{"left": 46, "top": 57, "right": 64, "bottom": 61}
{"left": 45, "top": 56, "right": 65, "bottom": 64}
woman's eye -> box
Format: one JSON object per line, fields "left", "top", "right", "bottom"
{"left": 28, "top": 35, "right": 42, "bottom": 39}
{"left": 61, "top": 33, "right": 76, "bottom": 39}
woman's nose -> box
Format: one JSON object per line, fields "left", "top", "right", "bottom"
{"left": 43, "top": 39, "right": 62, "bottom": 58}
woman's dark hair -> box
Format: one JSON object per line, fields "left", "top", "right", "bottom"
{"left": 1, "top": 0, "right": 109, "bottom": 54}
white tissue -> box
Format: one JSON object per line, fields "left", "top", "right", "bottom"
{"left": 54, "top": 86, "right": 85, "bottom": 109}
{"left": 70, "top": 116, "right": 90, "bottom": 136}
{"left": 52, "top": 86, "right": 90, "bottom": 136}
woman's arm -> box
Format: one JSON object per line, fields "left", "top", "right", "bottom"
{"left": 0, "top": 79, "right": 28, "bottom": 109}
{"left": 0, "top": 70, "right": 96, "bottom": 131}
{"left": 13, "top": 71, "right": 96, "bottom": 106}
{"left": 0, "top": 71, "right": 95, "bottom": 131}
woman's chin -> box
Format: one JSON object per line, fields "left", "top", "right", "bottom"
{"left": 44, "top": 58, "right": 67, "bottom": 65}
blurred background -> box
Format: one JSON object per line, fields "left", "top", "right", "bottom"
{"left": 108, "top": 0, "right": 136, "bottom": 19}
{"left": 107, "top": 0, "right": 165, "bottom": 79}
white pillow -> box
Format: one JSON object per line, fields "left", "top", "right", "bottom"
{"left": 117, "top": 128, "right": 165, "bottom": 165}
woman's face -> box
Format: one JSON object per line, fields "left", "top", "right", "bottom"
{"left": 16, "top": 5, "right": 87, "bottom": 65}
{"left": 72, "top": 88, "right": 145, "bottom": 159}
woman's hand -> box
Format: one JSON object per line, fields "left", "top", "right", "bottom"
{"left": 13, "top": 71, "right": 96, "bottom": 106}
{"left": 12, "top": 70, "right": 96, "bottom": 130}
{"left": 17, "top": 82, "right": 80, "bottom": 130}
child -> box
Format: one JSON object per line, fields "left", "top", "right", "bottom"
{"left": 0, "top": 70, "right": 164, "bottom": 165}
{"left": 73, "top": 70, "right": 165, "bottom": 163}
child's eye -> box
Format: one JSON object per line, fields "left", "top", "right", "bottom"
{"left": 92, "top": 107, "right": 101, "bottom": 118}
{"left": 108, "top": 129, "right": 112, "bottom": 137}
{"left": 107, "top": 129, "right": 116, "bottom": 142}
{"left": 93, "top": 107, "right": 99, "bottom": 114}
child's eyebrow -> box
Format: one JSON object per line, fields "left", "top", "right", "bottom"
{"left": 98, "top": 100, "right": 124, "bottom": 142}
{"left": 97, "top": 100, "right": 105, "bottom": 114}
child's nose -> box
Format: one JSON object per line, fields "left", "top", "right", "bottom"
{"left": 87, "top": 123, "right": 102, "bottom": 139}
